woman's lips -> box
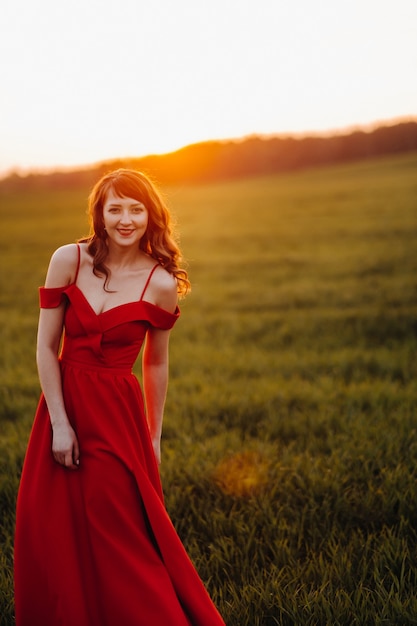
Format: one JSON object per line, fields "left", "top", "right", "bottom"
{"left": 117, "top": 229, "right": 134, "bottom": 236}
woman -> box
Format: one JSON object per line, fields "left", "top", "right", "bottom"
{"left": 14, "top": 169, "right": 225, "bottom": 626}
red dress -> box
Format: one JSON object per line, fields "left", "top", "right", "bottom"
{"left": 14, "top": 257, "right": 225, "bottom": 626}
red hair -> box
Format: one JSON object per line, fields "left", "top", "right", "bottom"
{"left": 79, "top": 169, "right": 190, "bottom": 296}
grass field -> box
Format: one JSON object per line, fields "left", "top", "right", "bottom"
{"left": 1, "top": 152, "right": 417, "bottom": 625}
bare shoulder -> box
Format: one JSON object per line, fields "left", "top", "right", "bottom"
{"left": 150, "top": 265, "right": 178, "bottom": 312}
{"left": 45, "top": 243, "right": 79, "bottom": 287}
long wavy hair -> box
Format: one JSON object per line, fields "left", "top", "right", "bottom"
{"left": 79, "top": 168, "right": 190, "bottom": 297}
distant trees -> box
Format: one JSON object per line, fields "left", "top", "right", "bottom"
{"left": 1, "top": 120, "right": 416, "bottom": 192}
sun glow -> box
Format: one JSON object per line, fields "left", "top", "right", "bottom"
{"left": 1, "top": 0, "right": 416, "bottom": 176}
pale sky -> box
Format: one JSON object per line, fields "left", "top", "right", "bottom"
{"left": 1, "top": 0, "right": 416, "bottom": 176}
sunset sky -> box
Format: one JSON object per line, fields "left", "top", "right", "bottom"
{"left": 1, "top": 0, "right": 416, "bottom": 176}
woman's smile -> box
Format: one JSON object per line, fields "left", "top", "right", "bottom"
{"left": 117, "top": 228, "right": 135, "bottom": 236}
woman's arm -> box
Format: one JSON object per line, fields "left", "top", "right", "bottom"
{"left": 142, "top": 267, "right": 178, "bottom": 465}
{"left": 142, "top": 328, "right": 171, "bottom": 465}
{"left": 37, "top": 244, "right": 80, "bottom": 470}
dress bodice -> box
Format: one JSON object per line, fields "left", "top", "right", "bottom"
{"left": 39, "top": 283, "right": 180, "bottom": 370}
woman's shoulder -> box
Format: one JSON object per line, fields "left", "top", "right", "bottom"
{"left": 50, "top": 243, "right": 80, "bottom": 262}
{"left": 148, "top": 264, "right": 178, "bottom": 312}
{"left": 45, "top": 243, "right": 80, "bottom": 287}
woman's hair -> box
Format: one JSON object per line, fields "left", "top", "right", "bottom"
{"left": 79, "top": 168, "right": 190, "bottom": 297}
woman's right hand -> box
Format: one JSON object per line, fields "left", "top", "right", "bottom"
{"left": 52, "top": 422, "right": 80, "bottom": 470}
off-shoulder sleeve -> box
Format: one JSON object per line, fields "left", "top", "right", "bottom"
{"left": 153, "top": 305, "right": 180, "bottom": 330}
{"left": 141, "top": 302, "right": 180, "bottom": 330}
{"left": 39, "top": 286, "right": 69, "bottom": 308}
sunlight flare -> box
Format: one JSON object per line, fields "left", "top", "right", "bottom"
{"left": 213, "top": 451, "right": 271, "bottom": 497}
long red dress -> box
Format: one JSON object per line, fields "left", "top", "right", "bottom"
{"left": 14, "top": 258, "right": 225, "bottom": 626}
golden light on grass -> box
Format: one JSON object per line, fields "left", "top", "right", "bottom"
{"left": 213, "top": 451, "right": 271, "bottom": 497}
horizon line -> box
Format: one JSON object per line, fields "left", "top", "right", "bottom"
{"left": 2, "top": 115, "right": 416, "bottom": 181}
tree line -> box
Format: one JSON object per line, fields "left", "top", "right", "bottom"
{"left": 1, "top": 120, "right": 416, "bottom": 192}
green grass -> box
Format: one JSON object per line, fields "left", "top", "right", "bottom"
{"left": 1, "top": 152, "right": 417, "bottom": 625}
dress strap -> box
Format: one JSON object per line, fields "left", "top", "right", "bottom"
{"left": 140, "top": 264, "right": 159, "bottom": 301}
{"left": 74, "top": 243, "right": 81, "bottom": 284}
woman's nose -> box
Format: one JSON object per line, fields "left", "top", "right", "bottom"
{"left": 120, "top": 210, "right": 132, "bottom": 224}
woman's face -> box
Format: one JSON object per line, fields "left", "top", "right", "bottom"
{"left": 102, "top": 189, "right": 149, "bottom": 248}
